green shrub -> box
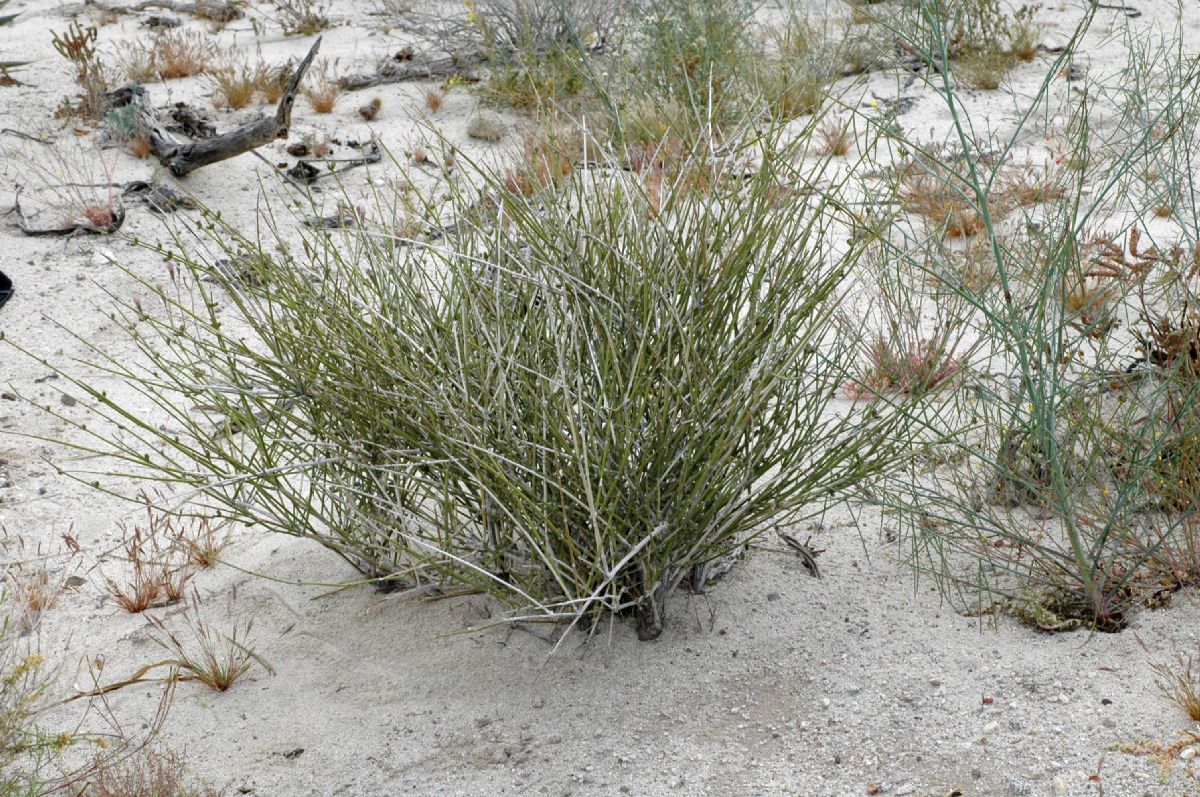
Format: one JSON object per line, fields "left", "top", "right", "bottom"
{"left": 0, "top": 587, "right": 61, "bottom": 796}
{"left": 41, "top": 137, "right": 904, "bottom": 641}
{"left": 869, "top": 7, "right": 1200, "bottom": 630}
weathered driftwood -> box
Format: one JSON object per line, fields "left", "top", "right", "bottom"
{"left": 124, "top": 38, "right": 320, "bottom": 177}
{"left": 87, "top": 0, "right": 242, "bottom": 21}
{"left": 338, "top": 51, "right": 485, "bottom": 91}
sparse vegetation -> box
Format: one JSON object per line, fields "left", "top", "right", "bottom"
{"left": 1145, "top": 638, "right": 1200, "bottom": 722}
{"left": 78, "top": 745, "right": 222, "bottom": 797}
{"left": 274, "top": 0, "right": 332, "bottom": 36}
{"left": 0, "top": 587, "right": 59, "bottom": 795}
{"left": 52, "top": 22, "right": 110, "bottom": 119}
{"left": 120, "top": 29, "right": 213, "bottom": 82}
{"left": 12, "top": 14, "right": 1200, "bottom": 797}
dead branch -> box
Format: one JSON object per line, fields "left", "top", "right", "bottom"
{"left": 338, "top": 51, "right": 485, "bottom": 91}
{"left": 288, "top": 146, "right": 382, "bottom": 184}
{"left": 86, "top": 0, "right": 242, "bottom": 21}
{"left": 118, "top": 37, "right": 320, "bottom": 177}
{"left": 13, "top": 189, "right": 125, "bottom": 237}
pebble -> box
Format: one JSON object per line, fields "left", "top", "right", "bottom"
{"left": 1051, "top": 775, "right": 1067, "bottom": 795}
{"left": 847, "top": 683, "right": 862, "bottom": 695}
{"left": 1006, "top": 775, "right": 1032, "bottom": 794}
{"left": 1180, "top": 746, "right": 1197, "bottom": 761}
{"left": 766, "top": 592, "right": 781, "bottom": 602}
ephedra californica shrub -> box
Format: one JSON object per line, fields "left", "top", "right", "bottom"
{"left": 42, "top": 135, "right": 902, "bottom": 641}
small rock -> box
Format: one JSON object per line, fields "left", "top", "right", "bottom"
{"left": 1051, "top": 775, "right": 1067, "bottom": 795}
{"left": 475, "top": 717, "right": 494, "bottom": 729}
{"left": 983, "top": 721, "right": 999, "bottom": 734}
{"left": 60, "top": 394, "right": 76, "bottom": 407}
{"left": 847, "top": 683, "right": 862, "bottom": 695}
{"left": 866, "top": 784, "right": 881, "bottom": 795}
{"left": 1180, "top": 746, "right": 1197, "bottom": 761}
{"left": 766, "top": 592, "right": 781, "bottom": 602}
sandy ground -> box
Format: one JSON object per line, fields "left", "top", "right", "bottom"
{"left": 2, "top": 0, "right": 1200, "bottom": 795}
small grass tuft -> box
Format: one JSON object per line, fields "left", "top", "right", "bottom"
{"left": 302, "top": 59, "right": 341, "bottom": 113}
{"left": 104, "top": 499, "right": 196, "bottom": 613}
{"left": 844, "top": 334, "right": 964, "bottom": 399}
{"left": 1145, "top": 639, "right": 1200, "bottom": 721}
{"left": 817, "top": 116, "right": 852, "bottom": 156}
{"left": 209, "top": 64, "right": 257, "bottom": 109}
{"left": 121, "top": 29, "right": 213, "bottom": 82}
{"left": 148, "top": 590, "right": 271, "bottom": 692}
{"left": 425, "top": 87, "right": 445, "bottom": 113}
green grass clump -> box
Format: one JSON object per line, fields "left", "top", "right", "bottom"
{"left": 481, "top": 46, "right": 587, "bottom": 110}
